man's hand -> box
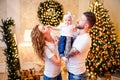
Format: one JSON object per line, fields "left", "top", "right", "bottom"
{"left": 66, "top": 47, "right": 80, "bottom": 58}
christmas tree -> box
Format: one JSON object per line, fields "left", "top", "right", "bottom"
{"left": 0, "top": 18, "right": 20, "bottom": 79}
{"left": 86, "top": 0, "right": 120, "bottom": 79}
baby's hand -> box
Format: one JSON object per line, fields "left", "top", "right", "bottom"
{"left": 72, "top": 27, "right": 77, "bottom": 32}
{"left": 62, "top": 57, "right": 68, "bottom": 63}
{"left": 46, "top": 25, "right": 52, "bottom": 29}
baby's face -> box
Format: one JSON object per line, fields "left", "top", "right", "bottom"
{"left": 64, "top": 16, "right": 72, "bottom": 25}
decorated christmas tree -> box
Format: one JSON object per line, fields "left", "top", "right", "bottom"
{"left": 0, "top": 18, "right": 20, "bottom": 79}
{"left": 86, "top": 0, "right": 120, "bottom": 79}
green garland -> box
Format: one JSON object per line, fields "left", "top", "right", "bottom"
{"left": 0, "top": 18, "right": 20, "bottom": 79}
{"left": 37, "top": 0, "right": 64, "bottom": 26}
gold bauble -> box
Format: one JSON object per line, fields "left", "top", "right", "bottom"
{"left": 88, "top": 53, "right": 94, "bottom": 59}
{"left": 100, "top": 68, "right": 103, "bottom": 71}
{"left": 105, "top": 67, "right": 108, "bottom": 71}
{"left": 93, "top": 63, "right": 96, "bottom": 66}
{"left": 107, "top": 62, "right": 112, "bottom": 67}
{"left": 107, "top": 44, "right": 111, "bottom": 48}
{"left": 107, "top": 31, "right": 111, "bottom": 35}
{"left": 86, "top": 66, "right": 89, "bottom": 68}
{"left": 96, "top": 46, "right": 100, "bottom": 51}
{"left": 104, "top": 56, "right": 108, "bottom": 60}
{"left": 88, "top": 73, "right": 91, "bottom": 76}
{"left": 91, "top": 67, "right": 94, "bottom": 71}
{"left": 95, "top": 36, "right": 99, "bottom": 40}
{"left": 90, "top": 71, "right": 93, "bottom": 74}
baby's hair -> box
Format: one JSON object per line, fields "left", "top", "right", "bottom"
{"left": 63, "top": 11, "right": 75, "bottom": 20}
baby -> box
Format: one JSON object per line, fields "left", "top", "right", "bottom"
{"left": 50, "top": 12, "right": 77, "bottom": 62}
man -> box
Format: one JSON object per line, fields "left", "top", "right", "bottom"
{"left": 66, "top": 11, "right": 96, "bottom": 80}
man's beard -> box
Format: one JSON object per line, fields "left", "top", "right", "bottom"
{"left": 76, "top": 25, "right": 84, "bottom": 29}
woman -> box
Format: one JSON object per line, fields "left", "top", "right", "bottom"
{"left": 31, "top": 25, "right": 62, "bottom": 80}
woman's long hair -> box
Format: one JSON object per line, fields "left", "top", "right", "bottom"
{"left": 31, "top": 25, "right": 46, "bottom": 61}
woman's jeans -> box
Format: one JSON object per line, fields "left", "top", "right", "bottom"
{"left": 68, "top": 72, "right": 87, "bottom": 80}
{"left": 44, "top": 73, "right": 62, "bottom": 80}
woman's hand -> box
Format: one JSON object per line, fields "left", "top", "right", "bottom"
{"left": 54, "top": 36, "right": 59, "bottom": 45}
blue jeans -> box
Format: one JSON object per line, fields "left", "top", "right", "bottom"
{"left": 58, "top": 36, "right": 73, "bottom": 57}
{"left": 58, "top": 36, "right": 66, "bottom": 57}
{"left": 44, "top": 73, "right": 62, "bottom": 80}
{"left": 68, "top": 72, "right": 87, "bottom": 80}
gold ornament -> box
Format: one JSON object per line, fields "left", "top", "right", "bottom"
{"left": 105, "top": 67, "right": 108, "bottom": 71}
{"left": 96, "top": 46, "right": 100, "bottom": 51}
{"left": 107, "top": 62, "right": 112, "bottom": 67}
{"left": 107, "top": 44, "right": 111, "bottom": 48}
{"left": 88, "top": 53, "right": 94, "bottom": 59}
{"left": 100, "top": 68, "right": 103, "bottom": 71}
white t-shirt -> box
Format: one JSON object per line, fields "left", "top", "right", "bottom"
{"left": 66, "top": 33, "right": 91, "bottom": 75}
{"left": 44, "top": 41, "right": 61, "bottom": 78}
{"left": 58, "top": 23, "right": 75, "bottom": 37}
